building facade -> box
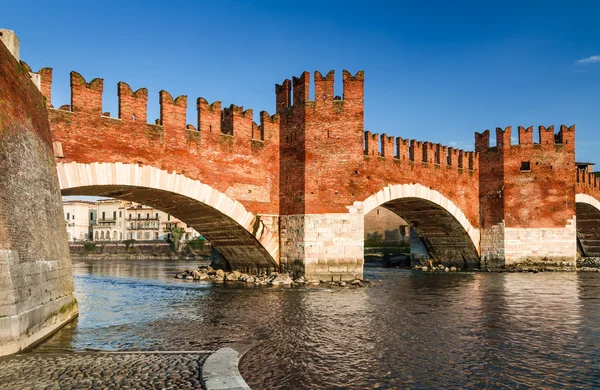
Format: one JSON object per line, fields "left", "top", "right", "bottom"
{"left": 63, "top": 199, "right": 200, "bottom": 242}
{"left": 63, "top": 200, "right": 96, "bottom": 241}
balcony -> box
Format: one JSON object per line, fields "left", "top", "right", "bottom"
{"left": 126, "top": 216, "right": 160, "bottom": 221}
{"left": 95, "top": 218, "right": 117, "bottom": 225}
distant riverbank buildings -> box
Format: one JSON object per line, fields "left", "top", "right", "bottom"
{"left": 62, "top": 199, "right": 200, "bottom": 242}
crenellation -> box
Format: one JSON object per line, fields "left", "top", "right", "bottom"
{"left": 496, "top": 126, "right": 511, "bottom": 148}
{"left": 364, "top": 131, "right": 379, "bottom": 156}
{"left": 159, "top": 90, "right": 187, "bottom": 131}
{"left": 440, "top": 145, "right": 448, "bottom": 168}
{"left": 222, "top": 104, "right": 253, "bottom": 139}
{"left": 292, "top": 71, "right": 310, "bottom": 106}
{"left": 538, "top": 125, "right": 555, "bottom": 145}
{"left": 118, "top": 82, "right": 148, "bottom": 123}
{"left": 314, "top": 70, "right": 334, "bottom": 103}
{"left": 342, "top": 70, "right": 364, "bottom": 103}
{"left": 197, "top": 97, "right": 222, "bottom": 135}
{"left": 518, "top": 126, "right": 533, "bottom": 145}
{"left": 558, "top": 124, "right": 575, "bottom": 147}
{"left": 275, "top": 79, "right": 292, "bottom": 113}
{"left": 70, "top": 71, "right": 103, "bottom": 114}
{"left": 475, "top": 130, "right": 490, "bottom": 152}
{"left": 396, "top": 137, "right": 409, "bottom": 160}
{"left": 259, "top": 111, "right": 279, "bottom": 142}
{"left": 380, "top": 134, "right": 394, "bottom": 158}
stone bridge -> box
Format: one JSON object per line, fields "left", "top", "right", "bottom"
{"left": 18, "top": 37, "right": 600, "bottom": 281}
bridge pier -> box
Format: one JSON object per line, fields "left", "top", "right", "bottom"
{"left": 280, "top": 207, "right": 364, "bottom": 281}
{"left": 0, "top": 31, "right": 77, "bottom": 356}
{"left": 481, "top": 222, "right": 577, "bottom": 268}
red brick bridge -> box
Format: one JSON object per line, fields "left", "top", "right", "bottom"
{"left": 27, "top": 65, "right": 600, "bottom": 280}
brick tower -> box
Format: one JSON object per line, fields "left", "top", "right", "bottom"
{"left": 277, "top": 70, "right": 366, "bottom": 280}
{"left": 476, "top": 125, "right": 577, "bottom": 267}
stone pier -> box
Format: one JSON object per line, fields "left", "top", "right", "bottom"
{"left": 0, "top": 30, "right": 77, "bottom": 356}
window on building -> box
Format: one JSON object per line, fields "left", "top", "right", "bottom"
{"left": 73, "top": 214, "right": 75, "bottom": 220}
{"left": 120, "top": 232, "right": 122, "bottom": 240}
{"left": 145, "top": 232, "right": 150, "bottom": 240}
{"left": 67, "top": 212, "right": 70, "bottom": 220}
{"left": 113, "top": 211, "right": 117, "bottom": 220}
{"left": 102, "top": 211, "right": 105, "bottom": 220}
{"left": 119, "top": 211, "right": 122, "bottom": 218}
{"left": 520, "top": 161, "right": 531, "bottom": 172}
{"left": 168, "top": 214, "right": 171, "bottom": 221}
{"left": 155, "top": 232, "right": 159, "bottom": 240}
{"left": 129, "top": 213, "right": 132, "bottom": 219}
{"left": 155, "top": 213, "right": 158, "bottom": 219}
{"left": 90, "top": 212, "right": 94, "bottom": 220}
{"left": 137, "top": 232, "right": 141, "bottom": 239}
{"left": 147, "top": 213, "right": 150, "bottom": 219}
{"left": 138, "top": 213, "right": 141, "bottom": 219}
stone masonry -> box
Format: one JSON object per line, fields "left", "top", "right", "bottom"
{"left": 0, "top": 30, "right": 77, "bottom": 356}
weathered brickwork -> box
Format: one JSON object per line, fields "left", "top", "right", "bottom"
{"left": 0, "top": 31, "right": 77, "bottom": 356}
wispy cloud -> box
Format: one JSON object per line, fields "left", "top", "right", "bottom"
{"left": 575, "top": 55, "right": 600, "bottom": 65}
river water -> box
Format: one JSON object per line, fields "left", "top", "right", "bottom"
{"left": 35, "top": 259, "right": 600, "bottom": 389}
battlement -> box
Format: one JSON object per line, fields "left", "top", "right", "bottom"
{"left": 32, "top": 68, "right": 279, "bottom": 144}
{"left": 577, "top": 167, "right": 600, "bottom": 192}
{"left": 275, "top": 70, "right": 364, "bottom": 113}
{"left": 363, "top": 130, "right": 477, "bottom": 172}
{"left": 475, "top": 125, "right": 576, "bottom": 152}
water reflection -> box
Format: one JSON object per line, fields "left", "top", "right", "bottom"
{"left": 34, "top": 260, "right": 600, "bottom": 388}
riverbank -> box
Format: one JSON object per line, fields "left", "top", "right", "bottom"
{"left": 69, "top": 241, "right": 211, "bottom": 261}
{"left": 0, "top": 349, "right": 250, "bottom": 389}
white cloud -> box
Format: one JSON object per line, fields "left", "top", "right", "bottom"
{"left": 575, "top": 55, "right": 600, "bottom": 65}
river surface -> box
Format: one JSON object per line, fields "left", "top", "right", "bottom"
{"left": 34, "top": 258, "right": 600, "bottom": 389}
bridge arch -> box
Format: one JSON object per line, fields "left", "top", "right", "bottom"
{"left": 360, "top": 183, "right": 480, "bottom": 267}
{"left": 576, "top": 193, "right": 600, "bottom": 257}
{"left": 57, "top": 162, "right": 279, "bottom": 272}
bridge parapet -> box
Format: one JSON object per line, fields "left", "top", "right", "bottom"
{"left": 363, "top": 131, "right": 478, "bottom": 172}
{"left": 577, "top": 168, "right": 600, "bottom": 198}
{"left": 32, "top": 67, "right": 281, "bottom": 218}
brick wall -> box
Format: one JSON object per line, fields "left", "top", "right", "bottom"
{"left": 0, "top": 33, "right": 77, "bottom": 356}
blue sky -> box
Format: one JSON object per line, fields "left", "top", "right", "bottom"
{"left": 3, "top": 0, "right": 600, "bottom": 163}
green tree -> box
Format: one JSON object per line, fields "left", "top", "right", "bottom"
{"left": 170, "top": 227, "right": 185, "bottom": 251}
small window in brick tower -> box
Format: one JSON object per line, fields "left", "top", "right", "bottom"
{"left": 520, "top": 161, "right": 531, "bottom": 172}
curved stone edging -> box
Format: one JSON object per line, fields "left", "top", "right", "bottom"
{"left": 576, "top": 193, "right": 600, "bottom": 212}
{"left": 202, "top": 347, "right": 251, "bottom": 390}
{"left": 357, "top": 183, "right": 481, "bottom": 251}
{"left": 56, "top": 162, "right": 279, "bottom": 262}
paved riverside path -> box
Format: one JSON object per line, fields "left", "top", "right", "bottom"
{"left": 0, "top": 351, "right": 210, "bottom": 389}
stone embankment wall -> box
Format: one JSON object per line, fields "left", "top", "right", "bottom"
{"left": 68, "top": 241, "right": 211, "bottom": 260}
{"left": 0, "top": 30, "right": 77, "bottom": 356}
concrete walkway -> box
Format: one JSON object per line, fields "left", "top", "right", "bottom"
{"left": 0, "top": 349, "right": 250, "bottom": 389}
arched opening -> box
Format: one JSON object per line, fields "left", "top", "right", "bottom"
{"left": 379, "top": 198, "right": 480, "bottom": 268}
{"left": 361, "top": 184, "right": 480, "bottom": 269}
{"left": 62, "top": 184, "right": 278, "bottom": 272}
{"left": 58, "top": 162, "right": 279, "bottom": 273}
{"left": 576, "top": 194, "right": 600, "bottom": 257}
